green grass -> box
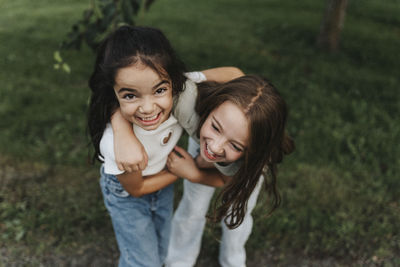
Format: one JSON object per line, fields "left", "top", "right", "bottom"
{"left": 0, "top": 0, "right": 399, "bottom": 265}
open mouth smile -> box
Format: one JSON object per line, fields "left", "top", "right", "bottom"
{"left": 136, "top": 112, "right": 161, "bottom": 125}
{"left": 203, "top": 143, "right": 221, "bottom": 161}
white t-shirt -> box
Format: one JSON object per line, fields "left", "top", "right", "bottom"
{"left": 100, "top": 115, "right": 183, "bottom": 176}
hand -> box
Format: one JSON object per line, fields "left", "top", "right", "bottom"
{"left": 167, "top": 146, "right": 201, "bottom": 182}
{"left": 195, "top": 155, "right": 215, "bottom": 169}
{"left": 115, "top": 139, "right": 148, "bottom": 172}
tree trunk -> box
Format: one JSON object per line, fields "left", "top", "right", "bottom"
{"left": 317, "top": 0, "right": 348, "bottom": 51}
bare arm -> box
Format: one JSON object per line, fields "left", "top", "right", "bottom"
{"left": 201, "top": 67, "right": 244, "bottom": 83}
{"left": 167, "top": 146, "right": 230, "bottom": 187}
{"left": 111, "top": 109, "right": 148, "bottom": 172}
{"left": 191, "top": 168, "right": 230, "bottom": 187}
{"left": 117, "top": 170, "right": 178, "bottom": 197}
{"left": 195, "top": 154, "right": 215, "bottom": 169}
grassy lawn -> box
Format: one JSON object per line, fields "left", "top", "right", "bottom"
{"left": 1, "top": 0, "right": 399, "bottom": 265}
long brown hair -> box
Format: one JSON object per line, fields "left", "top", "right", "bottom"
{"left": 196, "top": 75, "right": 295, "bottom": 229}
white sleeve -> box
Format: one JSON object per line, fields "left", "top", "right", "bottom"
{"left": 184, "top": 71, "right": 207, "bottom": 83}
{"left": 173, "top": 80, "right": 200, "bottom": 138}
{"left": 99, "top": 124, "right": 124, "bottom": 176}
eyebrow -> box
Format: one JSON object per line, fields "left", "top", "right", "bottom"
{"left": 212, "top": 116, "right": 246, "bottom": 148}
{"left": 153, "top": 80, "right": 170, "bottom": 89}
{"left": 118, "top": 87, "right": 139, "bottom": 94}
{"left": 117, "top": 80, "right": 170, "bottom": 94}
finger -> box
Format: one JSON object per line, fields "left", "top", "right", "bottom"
{"left": 168, "top": 151, "right": 180, "bottom": 161}
{"left": 117, "top": 163, "right": 125, "bottom": 171}
{"left": 144, "top": 151, "right": 149, "bottom": 166}
{"left": 122, "top": 162, "right": 134, "bottom": 172}
{"left": 121, "top": 163, "right": 132, "bottom": 172}
{"left": 132, "top": 165, "right": 140, "bottom": 172}
{"left": 121, "top": 163, "right": 129, "bottom": 172}
{"left": 174, "top": 146, "right": 191, "bottom": 158}
{"left": 166, "top": 158, "right": 172, "bottom": 169}
{"left": 125, "top": 166, "right": 133, "bottom": 173}
{"left": 138, "top": 160, "right": 146, "bottom": 171}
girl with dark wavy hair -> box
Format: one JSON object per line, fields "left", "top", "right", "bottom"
{"left": 88, "top": 25, "right": 187, "bottom": 266}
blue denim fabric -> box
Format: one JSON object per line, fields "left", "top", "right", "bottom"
{"left": 100, "top": 166, "right": 174, "bottom": 267}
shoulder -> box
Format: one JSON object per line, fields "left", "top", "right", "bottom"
{"left": 179, "top": 79, "right": 198, "bottom": 103}
{"left": 214, "top": 160, "right": 242, "bottom": 177}
{"left": 172, "top": 79, "right": 199, "bottom": 136}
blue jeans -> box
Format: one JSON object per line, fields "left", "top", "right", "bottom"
{"left": 100, "top": 166, "right": 174, "bottom": 267}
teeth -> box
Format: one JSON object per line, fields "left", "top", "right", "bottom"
{"left": 140, "top": 114, "right": 158, "bottom": 121}
{"left": 206, "top": 144, "right": 215, "bottom": 156}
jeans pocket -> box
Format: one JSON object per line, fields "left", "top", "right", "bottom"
{"left": 104, "top": 174, "right": 130, "bottom": 198}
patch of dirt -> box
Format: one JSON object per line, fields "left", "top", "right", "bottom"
{"left": 1, "top": 242, "right": 385, "bottom": 267}
{"left": 0, "top": 158, "right": 395, "bottom": 267}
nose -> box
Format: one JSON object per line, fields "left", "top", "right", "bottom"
{"left": 139, "top": 98, "right": 155, "bottom": 114}
{"left": 209, "top": 138, "right": 224, "bottom": 155}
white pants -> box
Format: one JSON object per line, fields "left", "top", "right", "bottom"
{"left": 165, "top": 138, "right": 263, "bottom": 267}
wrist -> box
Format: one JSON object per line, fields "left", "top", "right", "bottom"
{"left": 195, "top": 156, "right": 213, "bottom": 169}
{"left": 195, "top": 155, "right": 205, "bottom": 168}
{"left": 164, "top": 170, "right": 178, "bottom": 180}
{"left": 189, "top": 168, "right": 203, "bottom": 183}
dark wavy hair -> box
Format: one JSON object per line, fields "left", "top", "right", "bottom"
{"left": 196, "top": 75, "right": 295, "bottom": 229}
{"left": 88, "top": 25, "right": 187, "bottom": 162}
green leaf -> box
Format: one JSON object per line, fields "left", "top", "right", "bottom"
{"left": 62, "top": 63, "right": 71, "bottom": 74}
{"left": 15, "top": 229, "right": 25, "bottom": 241}
{"left": 54, "top": 51, "right": 62, "bottom": 63}
{"left": 93, "top": 0, "right": 103, "bottom": 19}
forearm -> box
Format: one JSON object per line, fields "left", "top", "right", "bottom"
{"left": 111, "top": 109, "right": 135, "bottom": 137}
{"left": 111, "top": 109, "right": 148, "bottom": 171}
{"left": 140, "top": 170, "right": 178, "bottom": 195}
{"left": 201, "top": 67, "right": 244, "bottom": 83}
{"left": 190, "top": 168, "right": 229, "bottom": 187}
{"left": 118, "top": 170, "right": 178, "bottom": 197}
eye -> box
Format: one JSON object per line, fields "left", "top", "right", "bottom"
{"left": 155, "top": 87, "right": 167, "bottom": 95}
{"left": 211, "top": 123, "right": 220, "bottom": 132}
{"left": 231, "top": 143, "right": 243, "bottom": 152}
{"left": 123, "top": 93, "right": 136, "bottom": 100}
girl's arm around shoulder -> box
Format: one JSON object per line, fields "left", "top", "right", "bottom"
{"left": 117, "top": 170, "right": 178, "bottom": 198}
{"left": 167, "top": 146, "right": 229, "bottom": 187}
{"left": 190, "top": 168, "right": 230, "bottom": 187}
{"left": 111, "top": 109, "right": 148, "bottom": 172}
{"left": 201, "top": 67, "right": 244, "bottom": 83}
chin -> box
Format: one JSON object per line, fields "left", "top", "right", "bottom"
{"left": 141, "top": 124, "right": 160, "bottom": 131}
{"left": 199, "top": 150, "right": 213, "bottom": 163}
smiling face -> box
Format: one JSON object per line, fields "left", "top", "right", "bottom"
{"left": 113, "top": 62, "right": 173, "bottom": 131}
{"left": 199, "top": 101, "right": 249, "bottom": 163}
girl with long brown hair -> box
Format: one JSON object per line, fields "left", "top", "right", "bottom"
{"left": 165, "top": 75, "right": 294, "bottom": 267}
{"left": 113, "top": 74, "right": 294, "bottom": 267}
